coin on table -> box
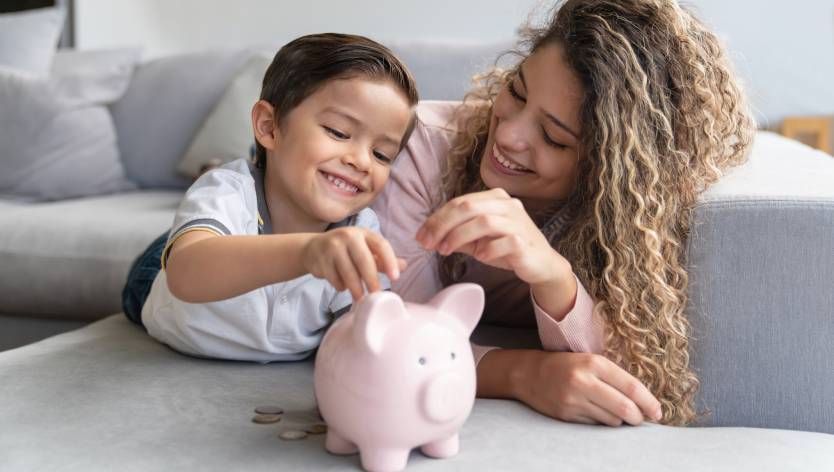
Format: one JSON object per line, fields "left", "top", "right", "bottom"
{"left": 252, "top": 414, "right": 282, "bottom": 424}
{"left": 279, "top": 430, "right": 308, "bottom": 440}
{"left": 304, "top": 423, "right": 327, "bottom": 435}
{"left": 254, "top": 405, "right": 284, "bottom": 415}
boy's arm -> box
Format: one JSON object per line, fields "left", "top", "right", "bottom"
{"left": 166, "top": 230, "right": 316, "bottom": 303}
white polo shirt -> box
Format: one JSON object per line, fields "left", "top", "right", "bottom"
{"left": 141, "top": 158, "right": 386, "bottom": 362}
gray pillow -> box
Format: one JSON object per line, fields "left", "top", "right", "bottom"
{"left": 112, "top": 50, "right": 254, "bottom": 189}
{"left": 0, "top": 7, "right": 65, "bottom": 76}
{"left": 0, "top": 49, "right": 140, "bottom": 201}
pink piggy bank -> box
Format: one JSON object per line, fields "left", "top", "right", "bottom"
{"left": 313, "top": 283, "right": 484, "bottom": 472}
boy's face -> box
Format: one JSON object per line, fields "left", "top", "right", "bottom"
{"left": 255, "top": 78, "right": 412, "bottom": 227}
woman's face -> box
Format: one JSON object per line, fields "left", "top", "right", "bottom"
{"left": 480, "top": 42, "right": 584, "bottom": 214}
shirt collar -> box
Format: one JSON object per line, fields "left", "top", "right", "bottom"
{"left": 247, "top": 160, "right": 273, "bottom": 235}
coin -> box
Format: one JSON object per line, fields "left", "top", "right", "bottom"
{"left": 252, "top": 414, "right": 282, "bottom": 424}
{"left": 254, "top": 405, "right": 284, "bottom": 415}
{"left": 279, "top": 430, "right": 308, "bottom": 440}
{"left": 304, "top": 423, "right": 327, "bottom": 435}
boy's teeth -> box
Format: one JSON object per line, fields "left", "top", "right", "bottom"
{"left": 325, "top": 173, "right": 359, "bottom": 193}
{"left": 494, "top": 144, "right": 530, "bottom": 171}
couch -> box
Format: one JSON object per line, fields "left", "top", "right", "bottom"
{"left": 1, "top": 42, "right": 833, "bottom": 470}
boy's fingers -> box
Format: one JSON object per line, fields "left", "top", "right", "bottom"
{"left": 366, "top": 234, "right": 400, "bottom": 280}
{"left": 323, "top": 265, "right": 344, "bottom": 292}
{"left": 334, "top": 252, "right": 364, "bottom": 302}
{"left": 372, "top": 254, "right": 408, "bottom": 277}
{"left": 349, "top": 244, "right": 381, "bottom": 295}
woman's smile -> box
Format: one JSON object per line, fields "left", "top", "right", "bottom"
{"left": 489, "top": 143, "right": 534, "bottom": 175}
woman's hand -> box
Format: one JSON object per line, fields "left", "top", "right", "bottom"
{"left": 302, "top": 227, "right": 406, "bottom": 302}
{"left": 416, "top": 188, "right": 564, "bottom": 285}
{"left": 483, "top": 349, "right": 663, "bottom": 426}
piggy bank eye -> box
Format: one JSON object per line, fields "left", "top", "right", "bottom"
{"left": 418, "top": 357, "right": 427, "bottom": 365}
{"left": 450, "top": 352, "right": 456, "bottom": 360}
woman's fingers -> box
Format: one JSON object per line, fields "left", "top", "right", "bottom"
{"left": 571, "top": 415, "right": 599, "bottom": 425}
{"left": 586, "top": 379, "right": 644, "bottom": 426}
{"left": 583, "top": 401, "right": 625, "bottom": 427}
{"left": 471, "top": 234, "right": 521, "bottom": 262}
{"left": 595, "top": 358, "right": 663, "bottom": 421}
{"left": 434, "top": 215, "right": 511, "bottom": 256}
{"left": 417, "top": 190, "right": 516, "bottom": 250}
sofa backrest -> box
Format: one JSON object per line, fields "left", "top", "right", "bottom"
{"left": 111, "top": 40, "right": 513, "bottom": 190}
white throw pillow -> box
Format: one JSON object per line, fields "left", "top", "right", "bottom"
{"left": 0, "top": 49, "right": 141, "bottom": 201}
{"left": 0, "top": 7, "right": 65, "bottom": 76}
{"left": 177, "top": 53, "right": 272, "bottom": 178}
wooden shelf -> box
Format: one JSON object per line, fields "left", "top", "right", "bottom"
{"left": 781, "top": 116, "right": 833, "bottom": 155}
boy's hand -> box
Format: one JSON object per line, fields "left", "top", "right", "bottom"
{"left": 301, "top": 228, "right": 406, "bottom": 302}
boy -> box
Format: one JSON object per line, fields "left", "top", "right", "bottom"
{"left": 124, "top": 33, "right": 418, "bottom": 362}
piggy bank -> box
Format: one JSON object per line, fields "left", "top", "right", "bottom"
{"left": 314, "top": 283, "right": 484, "bottom": 472}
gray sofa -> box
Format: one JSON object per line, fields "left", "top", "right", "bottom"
{"left": 1, "top": 42, "right": 833, "bottom": 470}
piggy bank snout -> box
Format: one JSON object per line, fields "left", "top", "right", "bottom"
{"left": 421, "top": 372, "right": 468, "bottom": 423}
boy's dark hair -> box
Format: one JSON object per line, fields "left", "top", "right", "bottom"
{"left": 255, "top": 33, "right": 419, "bottom": 168}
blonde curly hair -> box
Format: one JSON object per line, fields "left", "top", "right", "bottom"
{"left": 441, "top": 0, "right": 755, "bottom": 425}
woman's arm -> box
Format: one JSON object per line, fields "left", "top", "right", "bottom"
{"left": 476, "top": 348, "right": 663, "bottom": 426}
{"left": 417, "top": 188, "right": 661, "bottom": 425}
{"left": 529, "top": 257, "right": 577, "bottom": 322}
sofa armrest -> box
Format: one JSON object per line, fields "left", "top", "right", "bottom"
{"left": 688, "top": 132, "right": 834, "bottom": 433}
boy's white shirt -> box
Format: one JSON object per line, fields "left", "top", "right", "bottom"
{"left": 142, "top": 158, "right": 387, "bottom": 362}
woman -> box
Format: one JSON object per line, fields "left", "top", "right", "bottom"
{"left": 372, "top": 0, "right": 754, "bottom": 426}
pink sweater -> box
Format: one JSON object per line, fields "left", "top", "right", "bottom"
{"left": 371, "top": 101, "right": 604, "bottom": 363}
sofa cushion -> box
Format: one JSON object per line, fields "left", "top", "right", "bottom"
{"left": 1, "top": 315, "right": 832, "bottom": 471}
{"left": 0, "top": 49, "right": 140, "bottom": 201}
{"left": 0, "top": 191, "right": 182, "bottom": 320}
{"left": 0, "top": 7, "right": 64, "bottom": 76}
{"left": 112, "top": 50, "right": 255, "bottom": 189}
{"left": 177, "top": 53, "right": 271, "bottom": 179}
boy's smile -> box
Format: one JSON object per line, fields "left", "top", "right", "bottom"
{"left": 319, "top": 170, "right": 365, "bottom": 195}
{"left": 254, "top": 78, "right": 413, "bottom": 233}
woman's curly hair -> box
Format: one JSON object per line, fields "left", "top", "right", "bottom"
{"left": 442, "top": 0, "right": 755, "bottom": 425}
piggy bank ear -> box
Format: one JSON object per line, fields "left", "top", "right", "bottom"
{"left": 352, "top": 291, "right": 408, "bottom": 354}
{"left": 428, "top": 283, "right": 484, "bottom": 336}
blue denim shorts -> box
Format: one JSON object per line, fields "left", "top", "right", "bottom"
{"left": 121, "top": 233, "right": 167, "bottom": 328}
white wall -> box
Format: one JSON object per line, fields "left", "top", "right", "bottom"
{"left": 680, "top": 0, "right": 834, "bottom": 127}
{"left": 75, "top": 0, "right": 544, "bottom": 54}
{"left": 74, "top": 0, "right": 834, "bottom": 126}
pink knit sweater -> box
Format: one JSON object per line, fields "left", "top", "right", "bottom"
{"left": 371, "top": 101, "right": 604, "bottom": 363}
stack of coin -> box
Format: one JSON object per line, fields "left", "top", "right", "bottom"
{"left": 251, "top": 405, "right": 284, "bottom": 424}
{"left": 278, "top": 430, "right": 308, "bottom": 441}
{"left": 304, "top": 423, "right": 327, "bottom": 435}
{"left": 251, "top": 405, "right": 329, "bottom": 441}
